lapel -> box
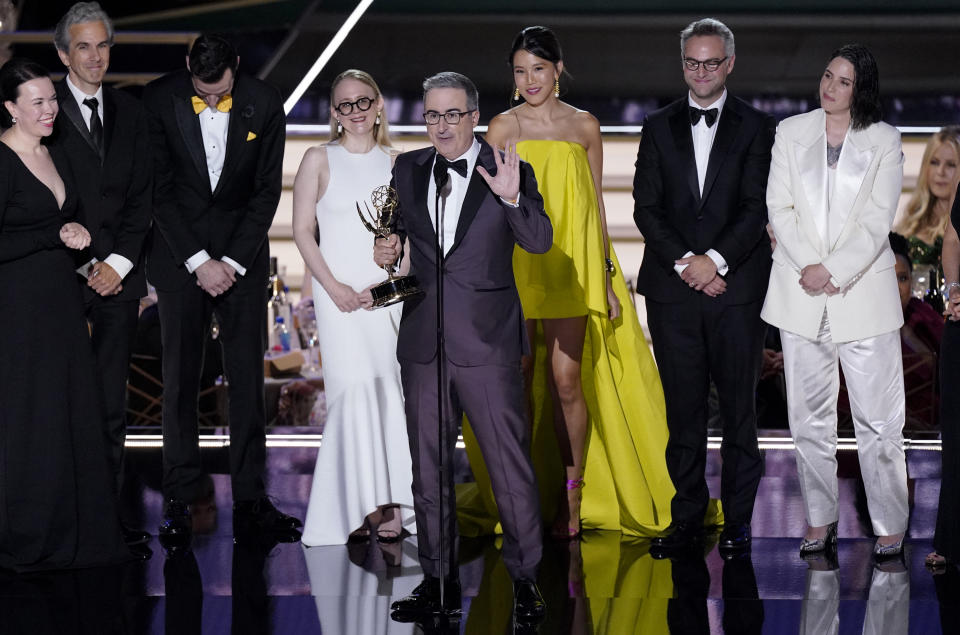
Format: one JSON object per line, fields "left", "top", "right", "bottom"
{"left": 829, "top": 126, "right": 876, "bottom": 249}
{"left": 213, "top": 77, "right": 251, "bottom": 197}
{"left": 172, "top": 76, "right": 208, "bottom": 188}
{"left": 56, "top": 80, "right": 100, "bottom": 160}
{"left": 101, "top": 87, "right": 116, "bottom": 162}
{"left": 448, "top": 136, "right": 491, "bottom": 257}
{"left": 668, "top": 103, "right": 700, "bottom": 205}
{"left": 700, "top": 98, "right": 742, "bottom": 208}
{"left": 793, "top": 109, "right": 829, "bottom": 255}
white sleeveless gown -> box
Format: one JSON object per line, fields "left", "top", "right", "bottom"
{"left": 301, "top": 143, "right": 415, "bottom": 545}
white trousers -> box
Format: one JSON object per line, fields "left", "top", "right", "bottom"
{"left": 781, "top": 311, "right": 908, "bottom": 535}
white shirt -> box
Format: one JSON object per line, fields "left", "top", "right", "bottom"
{"left": 675, "top": 89, "right": 729, "bottom": 277}
{"left": 184, "top": 103, "right": 245, "bottom": 276}
{"left": 66, "top": 75, "right": 135, "bottom": 282}
{"left": 427, "top": 138, "right": 481, "bottom": 256}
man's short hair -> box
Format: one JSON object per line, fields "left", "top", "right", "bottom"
{"left": 422, "top": 72, "right": 478, "bottom": 112}
{"left": 54, "top": 1, "right": 114, "bottom": 53}
{"left": 680, "top": 18, "right": 735, "bottom": 58}
{"left": 188, "top": 34, "right": 239, "bottom": 83}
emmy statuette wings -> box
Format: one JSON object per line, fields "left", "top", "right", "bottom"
{"left": 356, "top": 185, "right": 423, "bottom": 307}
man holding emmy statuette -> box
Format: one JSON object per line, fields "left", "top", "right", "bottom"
{"left": 374, "top": 72, "right": 552, "bottom": 623}
{"left": 357, "top": 185, "right": 422, "bottom": 306}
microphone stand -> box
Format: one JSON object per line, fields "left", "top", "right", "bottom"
{"left": 432, "top": 162, "right": 449, "bottom": 613}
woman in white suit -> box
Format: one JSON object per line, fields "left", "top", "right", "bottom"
{"left": 762, "top": 44, "right": 908, "bottom": 559}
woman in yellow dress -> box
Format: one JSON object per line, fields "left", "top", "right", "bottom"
{"left": 467, "top": 25, "right": 697, "bottom": 540}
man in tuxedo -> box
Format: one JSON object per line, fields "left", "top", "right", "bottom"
{"left": 633, "top": 18, "right": 775, "bottom": 555}
{"left": 52, "top": 2, "right": 152, "bottom": 555}
{"left": 374, "top": 72, "right": 551, "bottom": 621}
{"left": 143, "top": 34, "right": 300, "bottom": 549}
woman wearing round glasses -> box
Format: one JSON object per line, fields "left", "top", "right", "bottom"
{"left": 762, "top": 44, "right": 908, "bottom": 560}
{"left": 293, "top": 69, "right": 414, "bottom": 546}
{"left": 473, "top": 25, "right": 676, "bottom": 539}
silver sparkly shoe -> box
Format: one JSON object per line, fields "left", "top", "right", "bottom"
{"left": 799, "top": 521, "right": 838, "bottom": 556}
{"left": 873, "top": 536, "right": 905, "bottom": 560}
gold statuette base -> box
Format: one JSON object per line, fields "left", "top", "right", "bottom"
{"left": 370, "top": 274, "right": 423, "bottom": 307}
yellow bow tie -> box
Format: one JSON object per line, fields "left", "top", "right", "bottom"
{"left": 191, "top": 94, "right": 232, "bottom": 115}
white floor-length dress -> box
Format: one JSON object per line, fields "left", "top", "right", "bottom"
{"left": 302, "top": 143, "right": 415, "bottom": 546}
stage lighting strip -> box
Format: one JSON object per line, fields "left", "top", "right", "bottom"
{"left": 286, "top": 124, "right": 942, "bottom": 136}
{"left": 124, "top": 434, "right": 941, "bottom": 451}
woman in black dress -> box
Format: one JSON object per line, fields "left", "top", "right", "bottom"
{"left": 0, "top": 58, "right": 128, "bottom": 571}
{"left": 932, "top": 183, "right": 960, "bottom": 571}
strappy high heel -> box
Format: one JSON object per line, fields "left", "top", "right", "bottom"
{"left": 799, "top": 521, "right": 838, "bottom": 556}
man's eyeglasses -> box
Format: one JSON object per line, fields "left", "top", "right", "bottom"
{"left": 334, "top": 97, "right": 374, "bottom": 116}
{"left": 423, "top": 110, "right": 476, "bottom": 125}
{"left": 683, "top": 57, "right": 728, "bottom": 72}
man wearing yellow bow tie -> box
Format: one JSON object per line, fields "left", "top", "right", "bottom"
{"left": 143, "top": 34, "right": 301, "bottom": 551}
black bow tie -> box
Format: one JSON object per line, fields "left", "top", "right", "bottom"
{"left": 689, "top": 106, "right": 719, "bottom": 127}
{"left": 435, "top": 155, "right": 468, "bottom": 178}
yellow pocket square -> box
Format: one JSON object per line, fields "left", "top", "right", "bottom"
{"left": 246, "top": 131, "right": 257, "bottom": 141}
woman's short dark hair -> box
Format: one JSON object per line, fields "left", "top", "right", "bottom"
{"left": 0, "top": 58, "right": 50, "bottom": 128}
{"left": 827, "top": 43, "right": 882, "bottom": 131}
{"left": 509, "top": 25, "right": 563, "bottom": 67}
{"left": 188, "top": 34, "right": 239, "bottom": 83}
{"left": 889, "top": 232, "right": 911, "bottom": 269}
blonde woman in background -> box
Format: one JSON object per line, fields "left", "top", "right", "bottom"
{"left": 292, "top": 69, "right": 414, "bottom": 546}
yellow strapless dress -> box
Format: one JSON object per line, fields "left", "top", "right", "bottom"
{"left": 457, "top": 140, "right": 720, "bottom": 536}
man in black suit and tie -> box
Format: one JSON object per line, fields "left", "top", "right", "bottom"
{"left": 52, "top": 2, "right": 152, "bottom": 554}
{"left": 143, "top": 34, "right": 300, "bottom": 549}
{"left": 633, "top": 18, "right": 775, "bottom": 555}
{"left": 374, "top": 72, "right": 551, "bottom": 621}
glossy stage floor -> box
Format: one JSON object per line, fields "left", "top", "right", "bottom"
{"left": 2, "top": 434, "right": 955, "bottom": 635}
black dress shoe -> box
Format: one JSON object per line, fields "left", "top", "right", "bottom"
{"left": 391, "top": 576, "right": 461, "bottom": 618}
{"left": 650, "top": 522, "right": 702, "bottom": 558}
{"left": 233, "top": 497, "right": 303, "bottom": 537}
{"left": 158, "top": 498, "right": 191, "bottom": 550}
{"left": 717, "top": 523, "right": 751, "bottom": 553}
{"left": 122, "top": 525, "right": 152, "bottom": 546}
{"left": 513, "top": 578, "right": 545, "bottom": 621}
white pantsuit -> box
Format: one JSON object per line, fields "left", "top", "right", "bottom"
{"left": 761, "top": 108, "right": 908, "bottom": 535}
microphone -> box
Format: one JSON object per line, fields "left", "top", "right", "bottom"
{"left": 433, "top": 160, "right": 450, "bottom": 193}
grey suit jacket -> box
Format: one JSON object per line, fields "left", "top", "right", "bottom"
{"left": 392, "top": 136, "right": 552, "bottom": 366}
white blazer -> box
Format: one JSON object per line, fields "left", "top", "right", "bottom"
{"left": 761, "top": 108, "right": 904, "bottom": 343}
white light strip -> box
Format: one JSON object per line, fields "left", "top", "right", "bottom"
{"left": 282, "top": 0, "right": 375, "bottom": 115}
{"left": 124, "top": 433, "right": 937, "bottom": 452}
{"left": 286, "top": 124, "right": 938, "bottom": 137}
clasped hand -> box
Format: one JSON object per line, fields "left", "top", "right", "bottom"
{"left": 59, "top": 222, "right": 90, "bottom": 250}
{"left": 88, "top": 261, "right": 122, "bottom": 296}
{"left": 799, "top": 263, "right": 839, "bottom": 296}
{"left": 195, "top": 259, "right": 236, "bottom": 297}
{"left": 676, "top": 254, "right": 726, "bottom": 297}
{"left": 945, "top": 290, "right": 960, "bottom": 321}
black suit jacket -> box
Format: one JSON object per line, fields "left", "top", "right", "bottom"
{"left": 392, "top": 137, "right": 553, "bottom": 365}
{"left": 50, "top": 79, "right": 152, "bottom": 301}
{"left": 633, "top": 95, "right": 776, "bottom": 305}
{"left": 142, "top": 70, "right": 284, "bottom": 291}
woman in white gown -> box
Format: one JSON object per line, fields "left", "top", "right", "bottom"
{"left": 292, "top": 69, "right": 414, "bottom": 545}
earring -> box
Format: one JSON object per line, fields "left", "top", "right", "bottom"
{"left": 375, "top": 111, "right": 381, "bottom": 125}
{"left": 336, "top": 119, "right": 342, "bottom": 134}
{"left": 10, "top": 116, "right": 15, "bottom": 124}
{"left": 554, "top": 78, "right": 560, "bottom": 98}
{"left": 513, "top": 87, "right": 520, "bottom": 101}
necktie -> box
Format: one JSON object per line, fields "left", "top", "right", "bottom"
{"left": 689, "top": 106, "right": 719, "bottom": 127}
{"left": 191, "top": 94, "right": 233, "bottom": 115}
{"left": 436, "top": 155, "right": 468, "bottom": 178}
{"left": 83, "top": 97, "right": 102, "bottom": 154}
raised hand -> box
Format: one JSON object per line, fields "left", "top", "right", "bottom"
{"left": 477, "top": 139, "right": 520, "bottom": 202}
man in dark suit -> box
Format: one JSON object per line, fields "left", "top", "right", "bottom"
{"left": 143, "top": 34, "right": 300, "bottom": 549}
{"left": 52, "top": 2, "right": 152, "bottom": 554}
{"left": 374, "top": 72, "right": 551, "bottom": 621}
{"left": 633, "top": 18, "right": 775, "bottom": 555}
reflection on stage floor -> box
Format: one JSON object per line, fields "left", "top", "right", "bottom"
{"left": 0, "top": 442, "right": 955, "bottom": 634}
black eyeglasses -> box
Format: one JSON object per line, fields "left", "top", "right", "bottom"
{"left": 683, "top": 57, "right": 728, "bottom": 72}
{"left": 423, "top": 110, "right": 475, "bottom": 125}
{"left": 334, "top": 97, "right": 374, "bottom": 116}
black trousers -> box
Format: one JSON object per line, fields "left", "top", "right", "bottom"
{"left": 646, "top": 295, "right": 765, "bottom": 526}
{"left": 157, "top": 275, "right": 267, "bottom": 502}
{"left": 936, "top": 320, "right": 960, "bottom": 560}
